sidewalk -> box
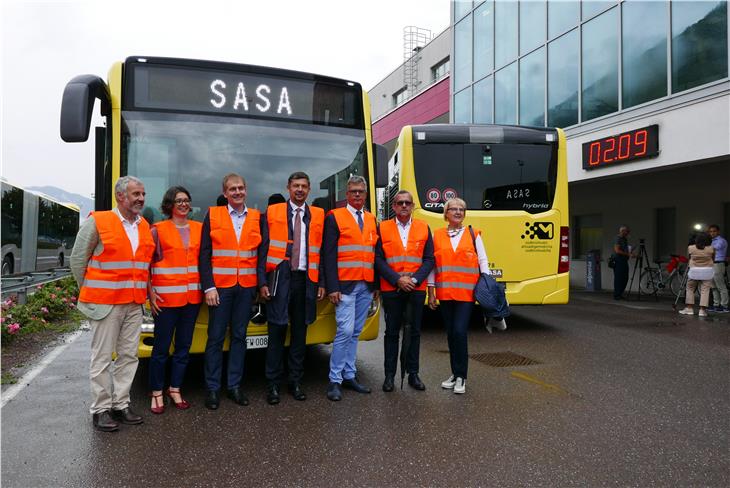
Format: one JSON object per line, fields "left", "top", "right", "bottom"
{"left": 570, "top": 287, "right": 730, "bottom": 323}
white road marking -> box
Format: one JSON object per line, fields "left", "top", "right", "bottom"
{"left": 1, "top": 327, "right": 86, "bottom": 408}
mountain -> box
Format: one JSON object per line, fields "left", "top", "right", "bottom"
{"left": 26, "top": 186, "right": 94, "bottom": 221}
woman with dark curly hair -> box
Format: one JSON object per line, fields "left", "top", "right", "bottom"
{"left": 147, "top": 186, "right": 202, "bottom": 413}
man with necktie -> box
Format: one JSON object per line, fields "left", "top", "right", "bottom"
{"left": 258, "top": 172, "right": 326, "bottom": 404}
{"left": 322, "top": 175, "right": 379, "bottom": 401}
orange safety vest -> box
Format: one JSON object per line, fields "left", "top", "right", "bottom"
{"left": 264, "top": 202, "right": 324, "bottom": 283}
{"left": 433, "top": 227, "right": 480, "bottom": 302}
{"left": 333, "top": 207, "right": 378, "bottom": 282}
{"left": 150, "top": 219, "right": 203, "bottom": 307}
{"left": 379, "top": 218, "right": 429, "bottom": 292}
{"left": 79, "top": 210, "right": 155, "bottom": 305}
{"left": 209, "top": 206, "right": 261, "bottom": 288}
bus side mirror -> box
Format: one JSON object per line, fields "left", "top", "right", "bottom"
{"left": 373, "top": 143, "right": 388, "bottom": 188}
{"left": 60, "top": 75, "right": 111, "bottom": 143}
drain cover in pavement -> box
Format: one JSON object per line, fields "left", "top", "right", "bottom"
{"left": 469, "top": 351, "right": 540, "bottom": 367}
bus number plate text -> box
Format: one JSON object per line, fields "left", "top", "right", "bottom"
{"left": 247, "top": 335, "right": 268, "bottom": 349}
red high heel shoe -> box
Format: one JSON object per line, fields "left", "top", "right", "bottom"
{"left": 150, "top": 391, "right": 165, "bottom": 414}
{"left": 165, "top": 388, "right": 191, "bottom": 410}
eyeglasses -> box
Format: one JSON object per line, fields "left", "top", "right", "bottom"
{"left": 394, "top": 201, "right": 413, "bottom": 207}
{"left": 347, "top": 189, "right": 366, "bottom": 195}
{"left": 174, "top": 198, "right": 191, "bottom": 205}
{"left": 447, "top": 207, "right": 465, "bottom": 213}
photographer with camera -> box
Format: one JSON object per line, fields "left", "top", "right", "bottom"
{"left": 611, "top": 225, "right": 636, "bottom": 300}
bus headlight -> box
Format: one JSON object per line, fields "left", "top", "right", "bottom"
{"left": 140, "top": 322, "right": 155, "bottom": 334}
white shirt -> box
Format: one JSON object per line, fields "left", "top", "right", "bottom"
{"left": 395, "top": 217, "right": 412, "bottom": 248}
{"left": 113, "top": 207, "right": 142, "bottom": 253}
{"left": 290, "top": 200, "right": 307, "bottom": 271}
{"left": 427, "top": 227, "right": 490, "bottom": 286}
{"left": 228, "top": 204, "right": 248, "bottom": 241}
{"left": 346, "top": 203, "right": 366, "bottom": 226}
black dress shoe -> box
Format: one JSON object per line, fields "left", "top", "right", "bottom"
{"left": 205, "top": 390, "right": 220, "bottom": 410}
{"left": 326, "top": 382, "right": 342, "bottom": 401}
{"left": 267, "top": 384, "right": 280, "bottom": 405}
{"left": 227, "top": 387, "right": 249, "bottom": 406}
{"left": 408, "top": 373, "right": 426, "bottom": 391}
{"left": 111, "top": 407, "right": 143, "bottom": 425}
{"left": 289, "top": 383, "right": 307, "bottom": 401}
{"left": 382, "top": 376, "right": 395, "bottom": 392}
{"left": 342, "top": 377, "right": 371, "bottom": 394}
{"left": 92, "top": 411, "right": 119, "bottom": 432}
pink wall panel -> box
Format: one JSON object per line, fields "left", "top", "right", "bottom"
{"left": 372, "top": 77, "right": 450, "bottom": 144}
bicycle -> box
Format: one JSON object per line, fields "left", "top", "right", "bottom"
{"left": 639, "top": 254, "right": 688, "bottom": 298}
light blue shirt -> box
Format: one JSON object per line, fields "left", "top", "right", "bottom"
{"left": 712, "top": 235, "right": 727, "bottom": 262}
{"left": 228, "top": 204, "right": 248, "bottom": 241}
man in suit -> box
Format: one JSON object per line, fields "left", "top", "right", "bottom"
{"left": 375, "top": 190, "right": 434, "bottom": 392}
{"left": 199, "top": 173, "right": 263, "bottom": 410}
{"left": 258, "top": 172, "right": 326, "bottom": 404}
{"left": 322, "top": 175, "right": 379, "bottom": 401}
{"left": 70, "top": 175, "right": 154, "bottom": 432}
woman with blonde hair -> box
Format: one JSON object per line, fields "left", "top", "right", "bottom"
{"left": 427, "top": 198, "right": 491, "bottom": 394}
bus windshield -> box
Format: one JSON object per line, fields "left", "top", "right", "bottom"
{"left": 121, "top": 111, "right": 367, "bottom": 223}
{"left": 413, "top": 142, "right": 557, "bottom": 213}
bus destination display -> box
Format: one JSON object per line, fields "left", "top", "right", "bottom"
{"left": 582, "top": 125, "right": 659, "bottom": 170}
{"left": 128, "top": 64, "right": 361, "bottom": 128}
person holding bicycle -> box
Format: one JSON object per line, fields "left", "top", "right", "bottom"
{"left": 678, "top": 232, "right": 715, "bottom": 317}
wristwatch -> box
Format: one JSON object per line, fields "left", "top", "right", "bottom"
{"left": 411, "top": 277, "right": 418, "bottom": 285}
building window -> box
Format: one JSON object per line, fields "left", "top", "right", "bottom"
{"left": 432, "top": 58, "right": 450, "bottom": 81}
{"left": 671, "top": 1, "right": 728, "bottom": 93}
{"left": 474, "top": 1, "right": 494, "bottom": 80}
{"left": 548, "top": 0, "right": 579, "bottom": 40}
{"left": 392, "top": 87, "right": 407, "bottom": 107}
{"left": 582, "top": 1, "right": 615, "bottom": 21}
{"left": 454, "top": 87, "right": 473, "bottom": 123}
{"left": 520, "top": 0, "right": 546, "bottom": 56}
{"left": 454, "top": 0, "right": 473, "bottom": 22}
{"left": 519, "top": 47, "right": 545, "bottom": 126}
{"left": 494, "top": 62, "right": 517, "bottom": 124}
{"left": 454, "top": 15, "right": 473, "bottom": 91}
{"left": 573, "top": 214, "right": 603, "bottom": 259}
{"left": 582, "top": 7, "right": 618, "bottom": 121}
{"left": 495, "top": 0, "right": 518, "bottom": 69}
{"left": 473, "top": 75, "right": 493, "bottom": 123}
{"left": 622, "top": 0, "right": 667, "bottom": 109}
{"left": 655, "top": 207, "right": 676, "bottom": 262}
{"left": 548, "top": 29, "right": 579, "bottom": 127}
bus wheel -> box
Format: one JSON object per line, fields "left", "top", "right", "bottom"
{"left": 2, "top": 255, "right": 14, "bottom": 276}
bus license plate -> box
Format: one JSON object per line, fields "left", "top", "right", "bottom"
{"left": 489, "top": 269, "right": 503, "bottom": 278}
{"left": 246, "top": 335, "right": 268, "bottom": 349}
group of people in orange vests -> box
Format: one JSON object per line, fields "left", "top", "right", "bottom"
{"left": 70, "top": 172, "right": 496, "bottom": 432}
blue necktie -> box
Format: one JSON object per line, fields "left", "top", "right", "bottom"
{"left": 356, "top": 210, "right": 364, "bottom": 232}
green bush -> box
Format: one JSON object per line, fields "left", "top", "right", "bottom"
{"left": 1, "top": 277, "right": 81, "bottom": 344}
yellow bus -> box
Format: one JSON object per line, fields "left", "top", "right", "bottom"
{"left": 60, "top": 56, "right": 385, "bottom": 356}
{"left": 381, "top": 124, "right": 569, "bottom": 305}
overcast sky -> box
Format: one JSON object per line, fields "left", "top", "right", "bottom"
{"left": 1, "top": 0, "right": 449, "bottom": 197}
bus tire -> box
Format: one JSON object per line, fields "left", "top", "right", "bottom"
{"left": 2, "top": 254, "right": 14, "bottom": 276}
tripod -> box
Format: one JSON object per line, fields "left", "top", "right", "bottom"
{"left": 627, "top": 241, "right": 658, "bottom": 301}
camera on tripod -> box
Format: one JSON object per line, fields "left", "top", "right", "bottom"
{"left": 639, "top": 238, "right": 646, "bottom": 245}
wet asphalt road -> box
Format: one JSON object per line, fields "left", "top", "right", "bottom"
{"left": 2, "top": 291, "right": 729, "bottom": 487}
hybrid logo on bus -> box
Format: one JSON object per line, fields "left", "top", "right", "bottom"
{"left": 522, "top": 222, "right": 554, "bottom": 240}
{"left": 210, "top": 80, "right": 293, "bottom": 115}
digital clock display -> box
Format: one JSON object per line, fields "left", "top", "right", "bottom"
{"left": 582, "top": 125, "right": 659, "bottom": 170}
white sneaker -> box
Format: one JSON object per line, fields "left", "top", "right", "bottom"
{"left": 698, "top": 310, "right": 708, "bottom": 317}
{"left": 494, "top": 318, "right": 507, "bottom": 331}
{"left": 441, "top": 375, "right": 456, "bottom": 389}
{"left": 454, "top": 377, "right": 466, "bottom": 394}
{"left": 678, "top": 308, "right": 694, "bottom": 315}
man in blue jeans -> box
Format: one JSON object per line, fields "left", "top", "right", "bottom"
{"left": 322, "top": 175, "right": 379, "bottom": 401}
{"left": 707, "top": 224, "right": 728, "bottom": 312}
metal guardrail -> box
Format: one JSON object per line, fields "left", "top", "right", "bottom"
{"left": 1, "top": 268, "right": 73, "bottom": 299}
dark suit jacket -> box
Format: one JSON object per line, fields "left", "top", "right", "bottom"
{"left": 322, "top": 210, "right": 378, "bottom": 295}
{"left": 257, "top": 201, "right": 323, "bottom": 325}
{"left": 374, "top": 222, "right": 435, "bottom": 292}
